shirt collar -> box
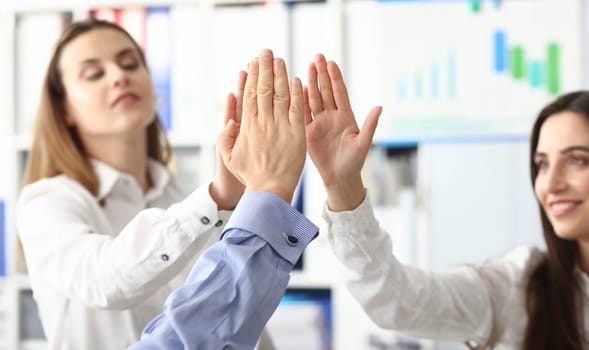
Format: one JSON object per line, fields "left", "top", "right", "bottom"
{"left": 91, "top": 158, "right": 171, "bottom": 201}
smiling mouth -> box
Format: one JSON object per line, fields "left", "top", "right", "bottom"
{"left": 549, "top": 201, "right": 581, "bottom": 218}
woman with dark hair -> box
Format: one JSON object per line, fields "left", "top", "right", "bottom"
{"left": 15, "top": 19, "right": 281, "bottom": 349}
{"left": 304, "top": 53, "right": 588, "bottom": 349}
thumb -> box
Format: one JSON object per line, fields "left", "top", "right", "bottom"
{"left": 359, "top": 106, "right": 382, "bottom": 149}
{"left": 218, "top": 119, "right": 239, "bottom": 165}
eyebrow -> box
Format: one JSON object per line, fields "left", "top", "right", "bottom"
{"left": 534, "top": 145, "right": 589, "bottom": 158}
{"left": 79, "top": 47, "right": 137, "bottom": 66}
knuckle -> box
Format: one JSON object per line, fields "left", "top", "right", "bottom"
{"left": 257, "top": 85, "right": 273, "bottom": 97}
{"left": 244, "top": 87, "right": 257, "bottom": 98}
{"left": 289, "top": 103, "right": 303, "bottom": 113}
{"left": 273, "top": 93, "right": 289, "bottom": 103}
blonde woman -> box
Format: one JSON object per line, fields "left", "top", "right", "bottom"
{"left": 16, "top": 19, "right": 278, "bottom": 349}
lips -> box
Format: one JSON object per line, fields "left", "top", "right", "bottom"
{"left": 111, "top": 92, "right": 139, "bottom": 107}
{"left": 548, "top": 200, "right": 582, "bottom": 218}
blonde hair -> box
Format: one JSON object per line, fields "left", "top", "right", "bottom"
{"left": 17, "top": 19, "right": 172, "bottom": 272}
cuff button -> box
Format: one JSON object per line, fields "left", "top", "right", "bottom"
{"left": 284, "top": 233, "right": 299, "bottom": 246}
{"left": 214, "top": 220, "right": 223, "bottom": 227}
{"left": 200, "top": 216, "right": 210, "bottom": 225}
{"left": 161, "top": 254, "right": 170, "bottom": 261}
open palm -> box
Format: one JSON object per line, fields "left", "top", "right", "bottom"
{"left": 305, "top": 54, "right": 382, "bottom": 189}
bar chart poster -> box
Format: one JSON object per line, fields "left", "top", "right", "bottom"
{"left": 344, "top": 0, "right": 583, "bottom": 143}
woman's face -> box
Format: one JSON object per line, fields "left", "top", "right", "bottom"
{"left": 534, "top": 111, "right": 589, "bottom": 242}
{"left": 59, "top": 28, "right": 156, "bottom": 139}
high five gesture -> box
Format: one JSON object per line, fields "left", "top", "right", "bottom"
{"left": 305, "top": 54, "right": 382, "bottom": 211}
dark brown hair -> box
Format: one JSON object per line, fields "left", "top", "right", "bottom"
{"left": 526, "top": 91, "right": 587, "bottom": 349}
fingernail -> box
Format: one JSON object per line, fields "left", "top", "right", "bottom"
{"left": 261, "top": 49, "right": 272, "bottom": 61}
{"left": 274, "top": 58, "right": 282, "bottom": 68}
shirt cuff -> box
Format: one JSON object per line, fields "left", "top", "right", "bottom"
{"left": 223, "top": 191, "right": 319, "bottom": 265}
{"left": 322, "top": 191, "right": 374, "bottom": 229}
{"left": 167, "top": 184, "right": 224, "bottom": 240}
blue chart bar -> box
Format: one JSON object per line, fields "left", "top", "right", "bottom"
{"left": 396, "top": 49, "right": 456, "bottom": 102}
{"left": 529, "top": 61, "right": 543, "bottom": 88}
{"left": 448, "top": 49, "right": 456, "bottom": 98}
{"left": 494, "top": 30, "right": 507, "bottom": 73}
{"left": 431, "top": 60, "right": 439, "bottom": 100}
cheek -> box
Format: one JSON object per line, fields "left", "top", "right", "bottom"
{"left": 66, "top": 86, "right": 103, "bottom": 114}
{"left": 574, "top": 178, "right": 589, "bottom": 197}
{"left": 533, "top": 178, "right": 545, "bottom": 202}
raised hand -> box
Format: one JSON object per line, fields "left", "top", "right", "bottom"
{"left": 219, "top": 49, "right": 306, "bottom": 203}
{"left": 305, "top": 54, "right": 382, "bottom": 211}
{"left": 210, "top": 71, "right": 247, "bottom": 210}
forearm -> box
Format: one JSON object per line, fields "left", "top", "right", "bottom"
{"left": 132, "top": 192, "right": 318, "bottom": 349}
{"left": 18, "top": 183, "right": 225, "bottom": 309}
{"left": 324, "top": 196, "right": 494, "bottom": 342}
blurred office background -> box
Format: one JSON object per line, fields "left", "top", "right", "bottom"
{"left": 0, "top": 0, "right": 579, "bottom": 348}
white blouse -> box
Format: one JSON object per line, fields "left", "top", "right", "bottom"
{"left": 16, "top": 159, "right": 232, "bottom": 349}
{"left": 324, "top": 195, "right": 589, "bottom": 349}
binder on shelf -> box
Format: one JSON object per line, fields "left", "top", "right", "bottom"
{"left": 146, "top": 7, "right": 172, "bottom": 130}
{"left": 90, "top": 7, "right": 146, "bottom": 48}
{"left": 90, "top": 8, "right": 119, "bottom": 23}
{"left": 119, "top": 7, "right": 146, "bottom": 48}
{"left": 15, "top": 12, "right": 71, "bottom": 135}
{"left": 267, "top": 288, "right": 332, "bottom": 350}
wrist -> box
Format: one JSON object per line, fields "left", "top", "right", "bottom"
{"left": 245, "top": 181, "right": 296, "bottom": 204}
{"left": 209, "top": 180, "right": 243, "bottom": 210}
{"left": 324, "top": 175, "right": 366, "bottom": 212}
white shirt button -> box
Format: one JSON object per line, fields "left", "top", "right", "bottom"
{"left": 200, "top": 216, "right": 210, "bottom": 225}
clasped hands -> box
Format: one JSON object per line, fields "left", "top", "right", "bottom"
{"left": 215, "top": 48, "right": 383, "bottom": 211}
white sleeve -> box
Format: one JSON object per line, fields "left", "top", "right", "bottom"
{"left": 17, "top": 178, "right": 228, "bottom": 310}
{"left": 323, "top": 195, "right": 527, "bottom": 344}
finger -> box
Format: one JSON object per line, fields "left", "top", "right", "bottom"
{"left": 307, "top": 61, "right": 323, "bottom": 115}
{"left": 303, "top": 86, "right": 312, "bottom": 126}
{"left": 242, "top": 57, "right": 259, "bottom": 127}
{"left": 257, "top": 48, "right": 274, "bottom": 122}
{"left": 273, "top": 58, "right": 290, "bottom": 123}
{"left": 218, "top": 118, "right": 239, "bottom": 168}
{"left": 289, "top": 77, "right": 305, "bottom": 128}
{"left": 314, "top": 53, "right": 335, "bottom": 110}
{"left": 359, "top": 106, "right": 383, "bottom": 149}
{"left": 327, "top": 61, "right": 352, "bottom": 112}
{"left": 224, "top": 93, "right": 236, "bottom": 125}
{"left": 235, "top": 70, "right": 247, "bottom": 124}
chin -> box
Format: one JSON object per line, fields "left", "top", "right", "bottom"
{"left": 553, "top": 228, "right": 584, "bottom": 241}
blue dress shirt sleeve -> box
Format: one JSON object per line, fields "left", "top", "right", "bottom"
{"left": 129, "top": 191, "right": 319, "bottom": 350}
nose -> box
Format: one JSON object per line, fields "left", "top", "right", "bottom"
{"left": 110, "top": 65, "right": 130, "bottom": 88}
{"left": 543, "top": 165, "right": 567, "bottom": 193}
